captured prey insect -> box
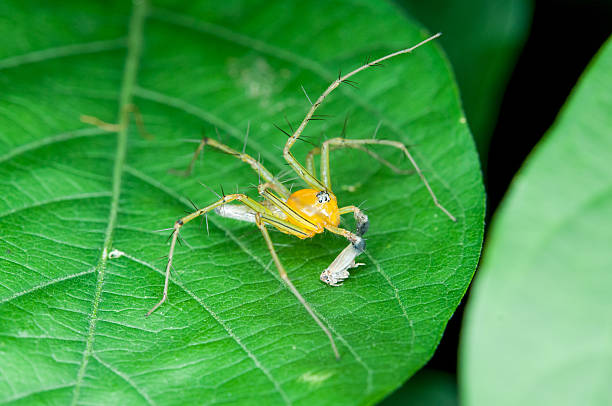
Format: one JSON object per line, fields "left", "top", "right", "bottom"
{"left": 147, "top": 33, "right": 456, "bottom": 359}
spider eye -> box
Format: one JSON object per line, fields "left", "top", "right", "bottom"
{"left": 316, "top": 191, "right": 330, "bottom": 204}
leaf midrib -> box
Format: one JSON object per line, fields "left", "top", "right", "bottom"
{"left": 70, "top": 1, "right": 147, "bottom": 404}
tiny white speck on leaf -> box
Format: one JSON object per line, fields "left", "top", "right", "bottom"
{"left": 109, "top": 249, "right": 126, "bottom": 259}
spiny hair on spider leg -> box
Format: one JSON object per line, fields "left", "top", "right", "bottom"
{"left": 372, "top": 121, "right": 383, "bottom": 139}
{"left": 214, "top": 127, "right": 226, "bottom": 144}
{"left": 276, "top": 166, "right": 298, "bottom": 180}
{"left": 242, "top": 121, "right": 250, "bottom": 154}
{"left": 272, "top": 123, "right": 318, "bottom": 146}
{"left": 283, "top": 114, "right": 294, "bottom": 133}
{"left": 341, "top": 114, "right": 350, "bottom": 138}
{"left": 198, "top": 181, "right": 222, "bottom": 199}
{"left": 272, "top": 122, "right": 291, "bottom": 137}
{"left": 279, "top": 176, "right": 300, "bottom": 185}
{"left": 301, "top": 84, "right": 313, "bottom": 105}
{"left": 341, "top": 78, "right": 359, "bottom": 89}
{"left": 274, "top": 134, "right": 317, "bottom": 146}
{"left": 307, "top": 113, "right": 331, "bottom": 122}
{"left": 179, "top": 138, "right": 204, "bottom": 144}
{"left": 185, "top": 197, "right": 199, "bottom": 211}
{"left": 168, "top": 263, "right": 185, "bottom": 285}
{"left": 156, "top": 253, "right": 169, "bottom": 261}
{"left": 354, "top": 201, "right": 370, "bottom": 220}
{"left": 175, "top": 232, "right": 186, "bottom": 247}
{"left": 165, "top": 229, "right": 176, "bottom": 244}
{"left": 275, "top": 167, "right": 294, "bottom": 181}
{"left": 364, "top": 55, "right": 384, "bottom": 68}
{"left": 153, "top": 227, "right": 175, "bottom": 233}
{"left": 337, "top": 68, "right": 360, "bottom": 87}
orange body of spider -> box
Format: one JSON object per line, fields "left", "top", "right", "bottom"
{"left": 285, "top": 189, "right": 340, "bottom": 238}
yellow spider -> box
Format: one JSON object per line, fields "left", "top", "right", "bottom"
{"left": 146, "top": 33, "right": 455, "bottom": 359}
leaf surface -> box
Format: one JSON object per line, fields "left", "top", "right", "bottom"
{"left": 0, "top": 1, "right": 484, "bottom": 405}
{"left": 460, "top": 37, "right": 612, "bottom": 406}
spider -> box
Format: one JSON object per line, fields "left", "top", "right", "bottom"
{"left": 146, "top": 33, "right": 455, "bottom": 359}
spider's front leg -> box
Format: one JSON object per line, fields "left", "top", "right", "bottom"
{"left": 339, "top": 205, "right": 369, "bottom": 237}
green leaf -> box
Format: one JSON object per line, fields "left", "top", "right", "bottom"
{"left": 0, "top": 1, "right": 484, "bottom": 404}
{"left": 397, "top": 0, "right": 532, "bottom": 158}
{"left": 460, "top": 36, "right": 612, "bottom": 406}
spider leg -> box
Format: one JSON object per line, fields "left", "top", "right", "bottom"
{"left": 320, "top": 138, "right": 455, "bottom": 221}
{"left": 173, "top": 135, "right": 290, "bottom": 198}
{"left": 325, "top": 225, "right": 366, "bottom": 253}
{"left": 338, "top": 205, "right": 370, "bottom": 236}
{"left": 304, "top": 142, "right": 411, "bottom": 190}
{"left": 147, "top": 193, "right": 271, "bottom": 316}
{"left": 283, "top": 33, "right": 441, "bottom": 191}
{"left": 80, "top": 103, "right": 152, "bottom": 140}
{"left": 256, "top": 217, "right": 340, "bottom": 360}
{"left": 305, "top": 146, "right": 321, "bottom": 179}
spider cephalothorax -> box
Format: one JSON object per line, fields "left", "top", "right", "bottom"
{"left": 285, "top": 189, "right": 340, "bottom": 237}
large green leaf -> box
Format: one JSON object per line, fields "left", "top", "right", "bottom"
{"left": 0, "top": 1, "right": 484, "bottom": 405}
{"left": 460, "top": 37, "right": 612, "bottom": 406}
{"left": 397, "top": 0, "right": 532, "bottom": 158}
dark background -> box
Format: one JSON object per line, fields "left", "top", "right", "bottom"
{"left": 427, "top": 0, "right": 612, "bottom": 377}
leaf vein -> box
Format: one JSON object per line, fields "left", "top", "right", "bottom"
{"left": 0, "top": 38, "right": 126, "bottom": 70}
{"left": 71, "top": 2, "right": 147, "bottom": 404}
{"left": 92, "top": 354, "right": 156, "bottom": 406}
{"left": 0, "top": 191, "right": 112, "bottom": 219}
{"left": 0, "top": 267, "right": 95, "bottom": 305}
